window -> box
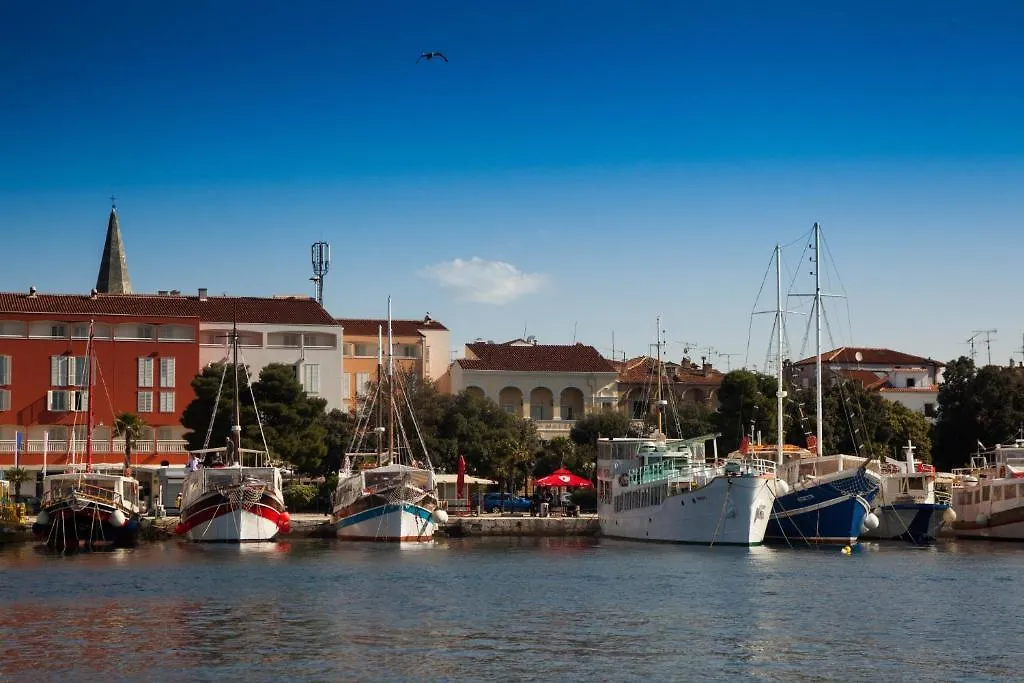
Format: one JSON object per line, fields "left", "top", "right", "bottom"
{"left": 0, "top": 389, "right": 9, "bottom": 411}
{"left": 354, "top": 343, "right": 376, "bottom": 357}
{"left": 50, "top": 324, "right": 67, "bottom": 338}
{"left": 159, "top": 391, "right": 175, "bottom": 413}
{"left": 160, "top": 357, "right": 176, "bottom": 387}
{"left": 72, "top": 356, "right": 90, "bottom": 387}
{"left": 396, "top": 343, "right": 419, "bottom": 358}
{"left": 138, "top": 391, "right": 153, "bottom": 413}
{"left": 906, "top": 378, "right": 916, "bottom": 388}
{"left": 72, "top": 324, "right": 90, "bottom": 339}
{"left": 283, "top": 334, "right": 301, "bottom": 347}
{"left": 356, "top": 372, "right": 370, "bottom": 394}
{"left": 924, "top": 403, "right": 935, "bottom": 418}
{"left": 530, "top": 404, "right": 546, "bottom": 420}
{"left": 136, "top": 325, "right": 154, "bottom": 340}
{"left": 343, "top": 343, "right": 355, "bottom": 356}
{"left": 304, "top": 333, "right": 333, "bottom": 348}
{"left": 503, "top": 403, "right": 517, "bottom": 414}
{"left": 302, "top": 364, "right": 320, "bottom": 394}
{"left": 71, "top": 390, "right": 89, "bottom": 412}
{"left": 342, "top": 373, "right": 351, "bottom": 399}
{"left": 0, "top": 355, "right": 10, "bottom": 385}
{"left": 47, "top": 390, "right": 69, "bottom": 412}
{"left": 0, "top": 321, "right": 26, "bottom": 337}
{"left": 50, "top": 355, "right": 71, "bottom": 387}
{"left": 561, "top": 405, "right": 574, "bottom": 420}
{"left": 158, "top": 426, "right": 174, "bottom": 441}
{"left": 138, "top": 357, "right": 154, "bottom": 387}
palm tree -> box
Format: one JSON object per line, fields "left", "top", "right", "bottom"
{"left": 4, "top": 467, "right": 31, "bottom": 504}
{"left": 113, "top": 412, "right": 148, "bottom": 472}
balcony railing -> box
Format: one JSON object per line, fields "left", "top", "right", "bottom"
{"left": 0, "top": 439, "right": 189, "bottom": 455}
{"left": 533, "top": 420, "right": 576, "bottom": 439}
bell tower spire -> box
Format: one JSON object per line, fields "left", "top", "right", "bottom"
{"left": 95, "top": 196, "right": 133, "bottom": 294}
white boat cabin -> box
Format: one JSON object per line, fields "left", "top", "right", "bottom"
{"left": 42, "top": 472, "right": 141, "bottom": 513}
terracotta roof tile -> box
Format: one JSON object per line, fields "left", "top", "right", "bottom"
{"left": 794, "top": 347, "right": 944, "bottom": 367}
{"left": 0, "top": 291, "right": 337, "bottom": 326}
{"left": 458, "top": 342, "right": 616, "bottom": 373}
{"left": 616, "top": 355, "right": 724, "bottom": 385}
{"left": 337, "top": 317, "right": 448, "bottom": 336}
{"left": 834, "top": 368, "right": 888, "bottom": 390}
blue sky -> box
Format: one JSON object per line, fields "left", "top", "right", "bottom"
{"left": 2, "top": 1, "right": 1023, "bottom": 367}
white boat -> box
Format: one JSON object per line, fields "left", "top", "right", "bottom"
{"left": 949, "top": 439, "right": 1024, "bottom": 541}
{"left": 860, "top": 442, "right": 955, "bottom": 544}
{"left": 597, "top": 434, "right": 779, "bottom": 545}
{"left": 32, "top": 321, "right": 142, "bottom": 551}
{"left": 331, "top": 298, "right": 444, "bottom": 542}
{"left": 176, "top": 324, "right": 289, "bottom": 543}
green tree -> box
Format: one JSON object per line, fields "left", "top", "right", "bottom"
{"left": 4, "top": 467, "right": 31, "bottom": 503}
{"left": 714, "top": 370, "right": 777, "bottom": 453}
{"left": 283, "top": 483, "right": 318, "bottom": 511}
{"left": 568, "top": 411, "right": 636, "bottom": 468}
{"left": 533, "top": 436, "right": 578, "bottom": 477}
{"left": 247, "top": 363, "right": 327, "bottom": 474}
{"left": 113, "top": 412, "right": 147, "bottom": 471}
{"left": 180, "top": 362, "right": 328, "bottom": 474}
{"left": 322, "top": 409, "right": 355, "bottom": 474}
{"left": 660, "top": 400, "right": 717, "bottom": 439}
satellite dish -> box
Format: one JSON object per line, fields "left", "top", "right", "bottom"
{"left": 854, "top": 351, "right": 863, "bottom": 362}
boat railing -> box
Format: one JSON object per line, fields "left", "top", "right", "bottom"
{"left": 628, "top": 460, "right": 722, "bottom": 488}
{"left": 934, "top": 489, "right": 952, "bottom": 505}
{"left": 42, "top": 482, "right": 122, "bottom": 508}
{"left": 737, "top": 458, "right": 777, "bottom": 476}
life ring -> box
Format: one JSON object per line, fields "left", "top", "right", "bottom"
{"left": 618, "top": 473, "right": 630, "bottom": 487}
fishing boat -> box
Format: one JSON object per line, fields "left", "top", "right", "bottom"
{"left": 758, "top": 228, "right": 882, "bottom": 546}
{"left": 596, "top": 316, "right": 779, "bottom": 545}
{"left": 175, "top": 324, "right": 289, "bottom": 543}
{"left": 949, "top": 438, "right": 1024, "bottom": 541}
{"left": 331, "top": 298, "right": 445, "bottom": 542}
{"left": 32, "top": 321, "right": 142, "bottom": 551}
{"left": 859, "top": 441, "right": 955, "bottom": 544}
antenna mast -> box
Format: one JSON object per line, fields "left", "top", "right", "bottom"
{"left": 311, "top": 241, "right": 330, "bottom": 306}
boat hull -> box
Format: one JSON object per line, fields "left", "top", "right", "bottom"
{"left": 178, "top": 489, "right": 286, "bottom": 543}
{"left": 599, "top": 475, "right": 776, "bottom": 546}
{"left": 951, "top": 504, "right": 1024, "bottom": 541}
{"left": 334, "top": 502, "right": 437, "bottom": 542}
{"left": 33, "top": 502, "right": 139, "bottom": 551}
{"left": 766, "top": 470, "right": 880, "bottom": 545}
{"left": 861, "top": 503, "right": 949, "bottom": 544}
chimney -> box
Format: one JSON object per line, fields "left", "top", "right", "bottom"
{"left": 158, "top": 290, "right": 169, "bottom": 296}
{"left": 170, "top": 289, "right": 180, "bottom": 296}
{"left": 28, "top": 286, "right": 37, "bottom": 298}
{"left": 90, "top": 288, "right": 98, "bottom": 299}
{"left": 198, "top": 287, "right": 208, "bottom": 301}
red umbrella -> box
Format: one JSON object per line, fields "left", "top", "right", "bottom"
{"left": 456, "top": 454, "right": 466, "bottom": 499}
{"left": 534, "top": 467, "right": 593, "bottom": 488}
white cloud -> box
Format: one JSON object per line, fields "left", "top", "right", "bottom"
{"left": 419, "top": 257, "right": 547, "bottom": 305}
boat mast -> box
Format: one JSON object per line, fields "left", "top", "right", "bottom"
{"left": 655, "top": 315, "right": 663, "bottom": 435}
{"left": 231, "top": 318, "right": 241, "bottom": 466}
{"left": 376, "top": 324, "right": 383, "bottom": 461}
{"left": 775, "top": 245, "right": 784, "bottom": 466}
{"left": 813, "top": 223, "right": 824, "bottom": 459}
{"left": 85, "top": 319, "right": 95, "bottom": 474}
{"left": 387, "top": 296, "right": 395, "bottom": 464}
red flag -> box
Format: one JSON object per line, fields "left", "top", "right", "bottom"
{"left": 739, "top": 436, "right": 750, "bottom": 455}
{"left": 806, "top": 435, "right": 818, "bottom": 454}
{"left": 456, "top": 455, "right": 466, "bottom": 499}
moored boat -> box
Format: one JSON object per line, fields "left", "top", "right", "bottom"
{"left": 949, "top": 439, "right": 1024, "bottom": 541}
{"left": 860, "top": 442, "right": 954, "bottom": 544}
{"left": 31, "top": 321, "right": 142, "bottom": 551}
{"left": 331, "top": 298, "right": 444, "bottom": 542}
{"left": 597, "top": 434, "right": 778, "bottom": 545}
{"left": 175, "top": 323, "right": 289, "bottom": 543}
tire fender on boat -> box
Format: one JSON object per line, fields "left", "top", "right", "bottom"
{"left": 109, "top": 510, "right": 127, "bottom": 528}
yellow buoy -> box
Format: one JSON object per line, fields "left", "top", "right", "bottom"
{"left": 841, "top": 545, "right": 852, "bottom": 555}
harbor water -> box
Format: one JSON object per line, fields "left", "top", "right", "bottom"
{"left": 0, "top": 537, "right": 1020, "bottom": 682}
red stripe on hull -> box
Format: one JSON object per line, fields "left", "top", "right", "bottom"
{"left": 178, "top": 496, "right": 285, "bottom": 536}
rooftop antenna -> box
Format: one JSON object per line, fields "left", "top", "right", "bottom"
{"left": 311, "top": 241, "right": 330, "bottom": 306}
{"left": 968, "top": 329, "right": 997, "bottom": 365}
{"left": 717, "top": 352, "right": 742, "bottom": 372}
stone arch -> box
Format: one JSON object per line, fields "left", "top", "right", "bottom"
{"left": 529, "top": 386, "right": 554, "bottom": 420}
{"left": 498, "top": 386, "right": 524, "bottom": 416}
{"left": 558, "top": 387, "right": 585, "bottom": 421}
{"left": 465, "top": 386, "right": 485, "bottom": 400}
{"left": 683, "top": 388, "right": 705, "bottom": 403}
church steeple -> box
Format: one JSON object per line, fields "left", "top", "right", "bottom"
{"left": 95, "top": 196, "right": 133, "bottom": 294}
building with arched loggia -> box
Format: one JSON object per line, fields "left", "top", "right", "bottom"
{"left": 445, "top": 339, "right": 619, "bottom": 441}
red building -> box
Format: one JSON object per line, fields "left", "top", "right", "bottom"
{"left": 0, "top": 291, "right": 200, "bottom": 471}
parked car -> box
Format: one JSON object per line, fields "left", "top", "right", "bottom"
{"left": 476, "top": 492, "right": 532, "bottom": 514}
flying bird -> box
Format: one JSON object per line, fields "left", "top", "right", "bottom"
{"left": 417, "top": 51, "right": 448, "bottom": 63}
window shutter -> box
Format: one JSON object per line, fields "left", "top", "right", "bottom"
{"left": 51, "top": 356, "right": 60, "bottom": 386}
{"left": 0, "top": 355, "right": 9, "bottom": 385}
{"left": 342, "top": 373, "right": 351, "bottom": 399}
{"left": 160, "top": 357, "right": 176, "bottom": 387}
{"left": 0, "top": 389, "right": 10, "bottom": 411}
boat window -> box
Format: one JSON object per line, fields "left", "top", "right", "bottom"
{"left": 1005, "top": 486, "right": 1016, "bottom": 499}
{"left": 993, "top": 486, "right": 1003, "bottom": 501}
{"left": 907, "top": 478, "right": 925, "bottom": 490}
{"left": 982, "top": 487, "right": 990, "bottom": 502}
